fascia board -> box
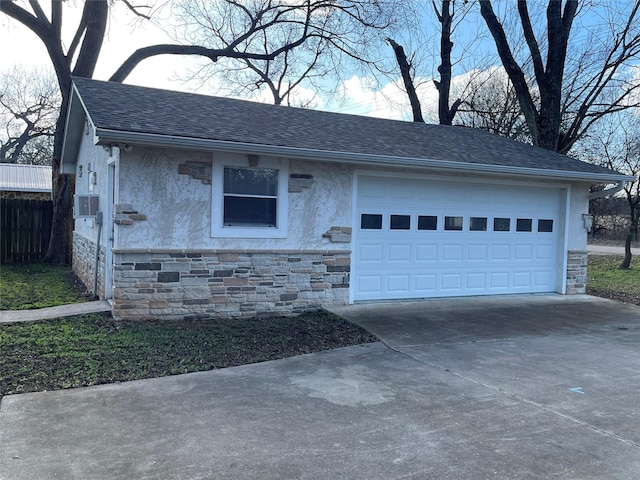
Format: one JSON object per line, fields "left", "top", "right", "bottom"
{"left": 94, "top": 128, "right": 634, "bottom": 184}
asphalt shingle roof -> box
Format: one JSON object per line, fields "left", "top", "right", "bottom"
{"left": 71, "top": 77, "right": 619, "bottom": 179}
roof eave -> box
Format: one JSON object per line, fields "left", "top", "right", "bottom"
{"left": 94, "top": 128, "right": 634, "bottom": 184}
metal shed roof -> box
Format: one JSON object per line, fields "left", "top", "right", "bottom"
{"left": 0, "top": 164, "right": 52, "bottom": 192}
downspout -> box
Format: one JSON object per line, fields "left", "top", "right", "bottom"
{"left": 589, "top": 180, "right": 626, "bottom": 200}
{"left": 93, "top": 211, "right": 103, "bottom": 299}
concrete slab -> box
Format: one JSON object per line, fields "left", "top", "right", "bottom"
{"left": 2, "top": 294, "right": 640, "bottom": 479}
{"left": 0, "top": 301, "right": 111, "bottom": 324}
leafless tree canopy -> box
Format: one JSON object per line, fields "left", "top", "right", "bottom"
{"left": 0, "top": 66, "right": 59, "bottom": 165}
{"left": 480, "top": 0, "right": 640, "bottom": 154}
{"left": 168, "top": 0, "right": 400, "bottom": 105}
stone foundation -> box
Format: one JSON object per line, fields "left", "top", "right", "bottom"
{"left": 111, "top": 250, "right": 350, "bottom": 320}
{"left": 566, "top": 250, "right": 588, "bottom": 294}
{"left": 72, "top": 232, "right": 105, "bottom": 298}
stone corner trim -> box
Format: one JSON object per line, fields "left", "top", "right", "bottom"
{"left": 322, "top": 226, "right": 352, "bottom": 243}
{"left": 115, "top": 204, "right": 146, "bottom": 225}
{"left": 178, "top": 161, "right": 212, "bottom": 185}
{"left": 566, "top": 250, "right": 588, "bottom": 295}
{"left": 111, "top": 250, "right": 350, "bottom": 321}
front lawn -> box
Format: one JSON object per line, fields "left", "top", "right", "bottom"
{"left": 587, "top": 254, "right": 640, "bottom": 305}
{"left": 0, "top": 310, "right": 377, "bottom": 397}
{"left": 0, "top": 263, "right": 89, "bottom": 310}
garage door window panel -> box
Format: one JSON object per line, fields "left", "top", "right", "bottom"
{"left": 516, "top": 218, "right": 533, "bottom": 232}
{"left": 494, "top": 218, "right": 511, "bottom": 232}
{"left": 470, "top": 217, "right": 488, "bottom": 231}
{"left": 390, "top": 215, "right": 411, "bottom": 230}
{"left": 418, "top": 215, "right": 437, "bottom": 231}
{"left": 361, "top": 214, "right": 383, "bottom": 230}
{"left": 445, "top": 216, "right": 463, "bottom": 231}
{"left": 538, "top": 219, "right": 554, "bottom": 232}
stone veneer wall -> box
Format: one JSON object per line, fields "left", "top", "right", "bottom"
{"left": 72, "top": 232, "right": 105, "bottom": 298}
{"left": 566, "top": 250, "right": 587, "bottom": 294}
{"left": 111, "top": 250, "right": 351, "bottom": 320}
{"left": 0, "top": 191, "right": 51, "bottom": 200}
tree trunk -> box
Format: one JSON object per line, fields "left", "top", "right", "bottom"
{"left": 620, "top": 208, "right": 638, "bottom": 269}
{"left": 620, "top": 231, "right": 633, "bottom": 269}
{"left": 387, "top": 38, "right": 424, "bottom": 123}
{"left": 435, "top": 0, "right": 458, "bottom": 125}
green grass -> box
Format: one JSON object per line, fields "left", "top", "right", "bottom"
{"left": 0, "top": 263, "right": 89, "bottom": 310}
{"left": 587, "top": 255, "right": 640, "bottom": 304}
{"left": 0, "top": 311, "right": 376, "bottom": 397}
{"left": 0, "top": 264, "right": 376, "bottom": 397}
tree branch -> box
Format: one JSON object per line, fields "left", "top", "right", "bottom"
{"left": 386, "top": 37, "right": 424, "bottom": 123}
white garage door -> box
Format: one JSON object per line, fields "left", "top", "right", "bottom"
{"left": 353, "top": 175, "right": 563, "bottom": 301}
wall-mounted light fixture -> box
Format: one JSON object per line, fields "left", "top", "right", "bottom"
{"left": 582, "top": 213, "right": 594, "bottom": 233}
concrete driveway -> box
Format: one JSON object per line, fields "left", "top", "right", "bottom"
{"left": 2, "top": 295, "right": 640, "bottom": 479}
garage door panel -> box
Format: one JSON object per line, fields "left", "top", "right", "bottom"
{"left": 354, "top": 176, "right": 562, "bottom": 301}
{"left": 358, "top": 244, "right": 383, "bottom": 262}
{"left": 491, "top": 245, "right": 511, "bottom": 260}
{"left": 442, "top": 244, "right": 463, "bottom": 261}
{"left": 514, "top": 244, "right": 533, "bottom": 260}
{"left": 416, "top": 244, "right": 438, "bottom": 261}
{"left": 489, "top": 272, "right": 510, "bottom": 288}
{"left": 387, "top": 244, "right": 411, "bottom": 262}
{"left": 535, "top": 244, "right": 554, "bottom": 260}
{"left": 466, "top": 273, "right": 487, "bottom": 289}
{"left": 513, "top": 271, "right": 532, "bottom": 287}
{"left": 441, "top": 274, "right": 462, "bottom": 290}
{"left": 468, "top": 245, "right": 488, "bottom": 261}
{"left": 357, "top": 275, "right": 382, "bottom": 295}
{"left": 387, "top": 275, "right": 410, "bottom": 292}
{"left": 415, "top": 274, "right": 436, "bottom": 292}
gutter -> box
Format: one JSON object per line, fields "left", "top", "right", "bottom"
{"left": 94, "top": 128, "right": 634, "bottom": 184}
{"left": 589, "top": 180, "right": 629, "bottom": 200}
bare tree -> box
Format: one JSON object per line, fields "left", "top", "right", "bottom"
{"left": 454, "top": 67, "right": 530, "bottom": 142}
{"left": 386, "top": 37, "right": 424, "bottom": 122}
{"left": 0, "top": 0, "right": 397, "bottom": 263}
{"left": 579, "top": 114, "right": 640, "bottom": 269}
{"left": 479, "top": 0, "right": 640, "bottom": 154}
{"left": 386, "top": 0, "right": 476, "bottom": 125}
{"left": 0, "top": 66, "right": 58, "bottom": 165}
{"left": 170, "top": 0, "right": 398, "bottom": 106}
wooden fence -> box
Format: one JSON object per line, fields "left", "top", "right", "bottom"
{"left": 1, "top": 199, "right": 53, "bottom": 263}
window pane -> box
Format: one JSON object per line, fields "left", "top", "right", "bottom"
{"left": 224, "top": 196, "right": 276, "bottom": 226}
{"left": 361, "top": 214, "right": 382, "bottom": 229}
{"left": 516, "top": 218, "right": 532, "bottom": 232}
{"left": 494, "top": 218, "right": 510, "bottom": 232}
{"left": 224, "top": 167, "right": 278, "bottom": 196}
{"left": 444, "top": 216, "right": 463, "bottom": 231}
{"left": 470, "top": 217, "right": 487, "bottom": 231}
{"left": 390, "top": 214, "right": 411, "bottom": 230}
{"left": 538, "top": 219, "right": 554, "bottom": 232}
{"left": 418, "top": 215, "right": 437, "bottom": 230}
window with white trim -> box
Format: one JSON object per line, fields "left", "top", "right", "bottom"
{"left": 223, "top": 167, "right": 278, "bottom": 227}
{"left": 212, "top": 157, "right": 288, "bottom": 238}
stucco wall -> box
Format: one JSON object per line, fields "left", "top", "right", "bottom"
{"left": 116, "top": 148, "right": 353, "bottom": 251}
{"left": 73, "top": 134, "right": 111, "bottom": 242}
{"left": 566, "top": 183, "right": 591, "bottom": 251}
{"left": 71, "top": 134, "right": 111, "bottom": 296}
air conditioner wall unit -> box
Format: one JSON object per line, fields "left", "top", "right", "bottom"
{"left": 74, "top": 194, "right": 99, "bottom": 218}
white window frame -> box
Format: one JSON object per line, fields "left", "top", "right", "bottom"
{"left": 211, "top": 157, "right": 288, "bottom": 238}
